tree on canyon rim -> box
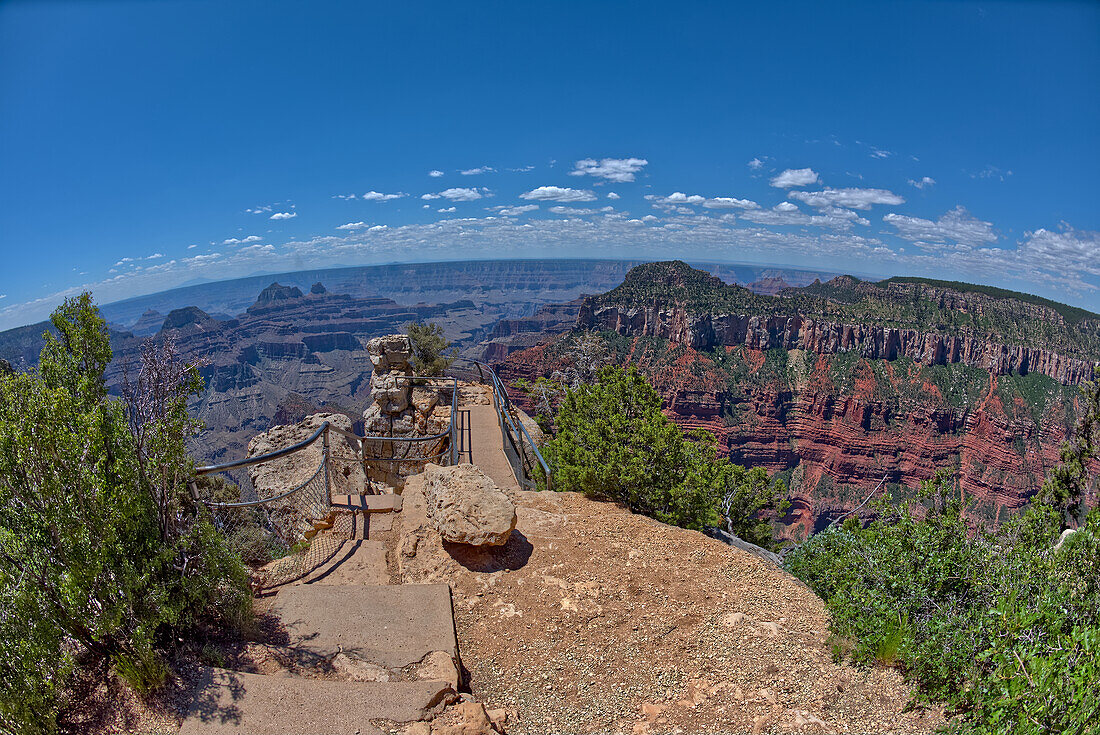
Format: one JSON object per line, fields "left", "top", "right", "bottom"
{"left": 406, "top": 321, "right": 455, "bottom": 376}
{"left": 0, "top": 293, "right": 250, "bottom": 734}
{"left": 544, "top": 364, "right": 787, "bottom": 542}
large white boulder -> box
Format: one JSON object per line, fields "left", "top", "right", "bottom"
{"left": 418, "top": 463, "right": 517, "bottom": 547}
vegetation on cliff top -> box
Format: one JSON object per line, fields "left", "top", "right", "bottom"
{"left": 786, "top": 373, "right": 1100, "bottom": 734}
{"left": 0, "top": 295, "right": 250, "bottom": 734}
{"left": 543, "top": 365, "right": 789, "bottom": 546}
{"left": 593, "top": 261, "right": 1100, "bottom": 359}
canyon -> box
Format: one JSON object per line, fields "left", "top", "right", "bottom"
{"left": 497, "top": 262, "right": 1100, "bottom": 537}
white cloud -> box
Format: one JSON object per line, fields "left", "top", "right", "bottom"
{"left": 654, "top": 192, "right": 705, "bottom": 206}
{"left": 508, "top": 165, "right": 535, "bottom": 173}
{"left": 870, "top": 148, "right": 892, "bottom": 159}
{"left": 908, "top": 176, "right": 936, "bottom": 190}
{"left": 436, "top": 187, "right": 487, "bottom": 201}
{"left": 438, "top": 206, "right": 457, "bottom": 213}
{"left": 336, "top": 221, "right": 368, "bottom": 230}
{"left": 0, "top": 295, "right": 7, "bottom": 299}
{"left": 6, "top": 205, "right": 1100, "bottom": 333}
{"left": 333, "top": 194, "right": 358, "bottom": 200}
{"left": 460, "top": 166, "right": 495, "bottom": 175}
{"left": 702, "top": 196, "right": 760, "bottom": 210}
{"left": 270, "top": 211, "right": 297, "bottom": 220}
{"left": 606, "top": 192, "right": 620, "bottom": 200}
{"left": 790, "top": 187, "right": 905, "bottom": 210}
{"left": 548, "top": 206, "right": 615, "bottom": 215}
{"left": 246, "top": 205, "right": 273, "bottom": 213}
{"left": 519, "top": 186, "right": 597, "bottom": 203}
{"left": 569, "top": 157, "right": 648, "bottom": 183}
{"left": 1017, "top": 226, "right": 1100, "bottom": 279}
{"left": 648, "top": 193, "right": 760, "bottom": 211}
{"left": 739, "top": 202, "right": 869, "bottom": 230}
{"left": 883, "top": 206, "right": 997, "bottom": 249}
{"left": 187, "top": 244, "right": 198, "bottom": 249}
{"left": 222, "top": 235, "right": 263, "bottom": 245}
{"left": 971, "top": 165, "right": 1013, "bottom": 181}
{"left": 362, "top": 191, "right": 406, "bottom": 202}
{"left": 488, "top": 204, "right": 540, "bottom": 216}
{"left": 428, "top": 170, "right": 444, "bottom": 177}
{"left": 421, "top": 193, "right": 441, "bottom": 200}
{"left": 747, "top": 158, "right": 765, "bottom": 170}
{"left": 770, "top": 168, "right": 820, "bottom": 188}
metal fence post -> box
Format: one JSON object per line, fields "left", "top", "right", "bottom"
{"left": 322, "top": 423, "right": 332, "bottom": 505}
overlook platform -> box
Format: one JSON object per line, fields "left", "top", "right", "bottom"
{"left": 180, "top": 355, "right": 545, "bottom": 734}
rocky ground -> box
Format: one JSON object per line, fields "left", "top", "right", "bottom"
{"left": 396, "top": 487, "right": 945, "bottom": 735}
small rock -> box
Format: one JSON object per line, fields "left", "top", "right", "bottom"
{"left": 721, "top": 612, "right": 746, "bottom": 628}
{"left": 331, "top": 653, "right": 390, "bottom": 682}
{"left": 431, "top": 701, "right": 497, "bottom": 735}
{"left": 413, "top": 650, "right": 460, "bottom": 690}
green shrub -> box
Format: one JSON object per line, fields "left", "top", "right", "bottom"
{"left": 544, "top": 365, "right": 787, "bottom": 541}
{"left": 0, "top": 294, "right": 251, "bottom": 734}
{"left": 786, "top": 373, "right": 1100, "bottom": 733}
{"left": 406, "top": 321, "right": 455, "bottom": 376}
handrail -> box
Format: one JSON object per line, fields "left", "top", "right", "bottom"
{"left": 449, "top": 357, "right": 553, "bottom": 491}
{"left": 194, "top": 375, "right": 460, "bottom": 476}
{"left": 195, "top": 422, "right": 328, "bottom": 475}
{"left": 201, "top": 462, "right": 324, "bottom": 508}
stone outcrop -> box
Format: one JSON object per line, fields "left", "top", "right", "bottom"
{"left": 247, "top": 282, "right": 304, "bottom": 314}
{"left": 498, "top": 332, "right": 1100, "bottom": 538}
{"left": 361, "top": 334, "right": 452, "bottom": 489}
{"left": 578, "top": 303, "right": 1099, "bottom": 386}
{"left": 160, "top": 305, "right": 221, "bottom": 333}
{"left": 417, "top": 463, "right": 517, "bottom": 547}
{"left": 247, "top": 412, "right": 365, "bottom": 500}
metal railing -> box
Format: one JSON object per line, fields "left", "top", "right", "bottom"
{"left": 447, "top": 358, "right": 553, "bottom": 492}
{"left": 190, "top": 362, "right": 552, "bottom": 588}
{"left": 191, "top": 376, "right": 459, "bottom": 587}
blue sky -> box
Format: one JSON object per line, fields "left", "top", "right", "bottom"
{"left": 1, "top": 0, "right": 1097, "bottom": 329}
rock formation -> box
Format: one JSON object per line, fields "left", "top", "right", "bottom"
{"left": 361, "top": 334, "right": 452, "bottom": 489}
{"left": 417, "top": 463, "right": 517, "bottom": 546}
{"left": 247, "top": 282, "right": 304, "bottom": 314}
{"left": 247, "top": 412, "right": 364, "bottom": 500}
{"left": 578, "top": 303, "right": 1099, "bottom": 386}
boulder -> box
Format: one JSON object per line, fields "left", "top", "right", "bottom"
{"left": 247, "top": 412, "right": 364, "bottom": 499}
{"left": 419, "top": 464, "right": 517, "bottom": 547}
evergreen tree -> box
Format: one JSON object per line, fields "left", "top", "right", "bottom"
{"left": 545, "top": 365, "right": 787, "bottom": 538}
{"left": 0, "top": 294, "right": 250, "bottom": 734}
{"left": 406, "top": 321, "right": 455, "bottom": 376}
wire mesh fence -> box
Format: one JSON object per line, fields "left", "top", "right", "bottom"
{"left": 192, "top": 447, "right": 347, "bottom": 588}
{"left": 190, "top": 363, "right": 551, "bottom": 589}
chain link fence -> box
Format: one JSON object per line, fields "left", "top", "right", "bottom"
{"left": 191, "top": 430, "right": 347, "bottom": 588}
{"left": 191, "top": 366, "right": 551, "bottom": 588}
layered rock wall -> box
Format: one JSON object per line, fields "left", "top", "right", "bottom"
{"left": 578, "top": 302, "right": 1099, "bottom": 386}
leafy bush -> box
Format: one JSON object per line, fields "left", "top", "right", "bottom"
{"left": 786, "top": 372, "right": 1100, "bottom": 734}
{"left": 406, "top": 321, "right": 455, "bottom": 376}
{"left": 0, "top": 294, "right": 251, "bottom": 734}
{"left": 544, "top": 365, "right": 787, "bottom": 540}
